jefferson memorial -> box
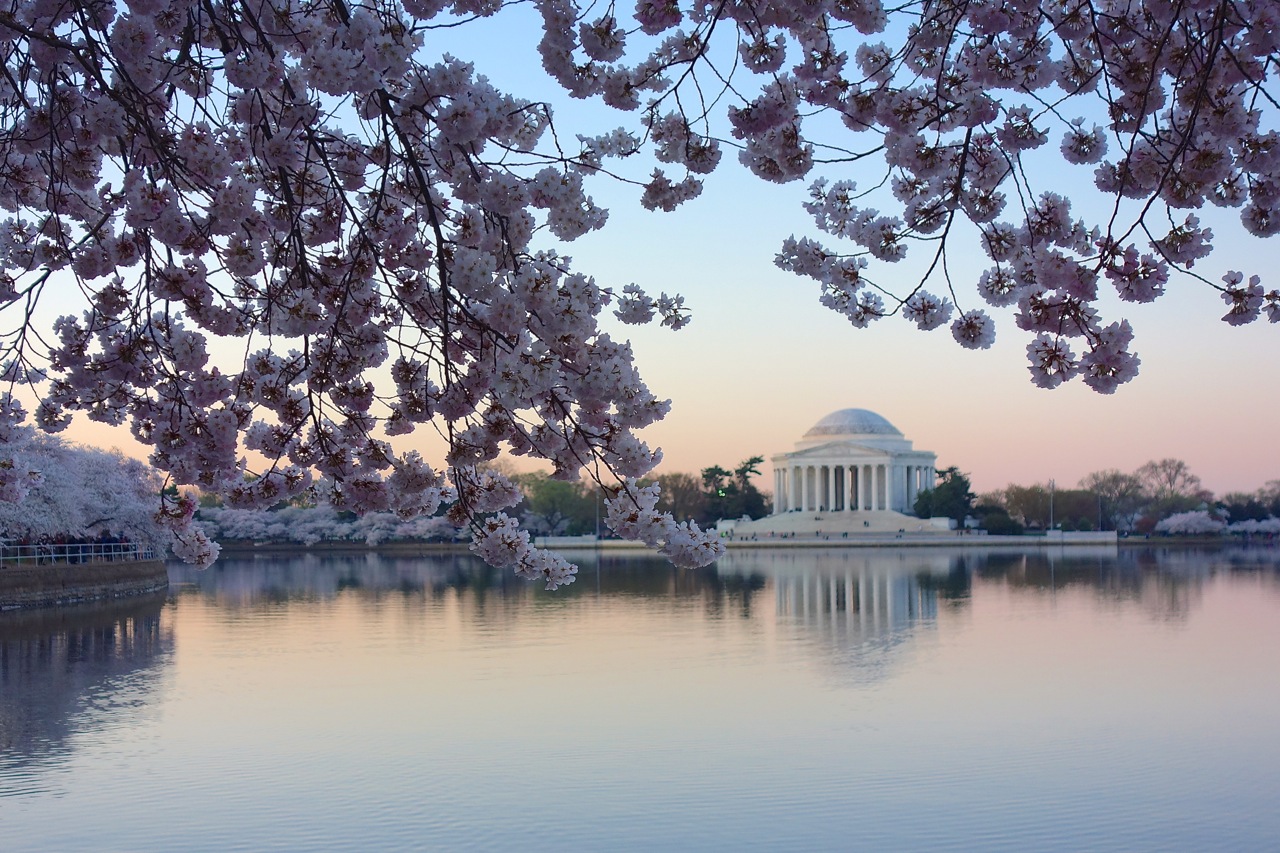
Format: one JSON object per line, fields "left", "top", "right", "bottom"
{"left": 772, "top": 408, "right": 937, "bottom": 515}
{"left": 730, "top": 408, "right": 943, "bottom": 538}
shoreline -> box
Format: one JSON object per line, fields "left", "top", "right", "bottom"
{"left": 0, "top": 558, "right": 169, "bottom": 611}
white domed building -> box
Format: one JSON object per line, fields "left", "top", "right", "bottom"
{"left": 772, "top": 409, "right": 937, "bottom": 515}
{"left": 728, "top": 408, "right": 943, "bottom": 538}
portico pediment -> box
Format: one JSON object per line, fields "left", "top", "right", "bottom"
{"left": 782, "top": 440, "right": 890, "bottom": 460}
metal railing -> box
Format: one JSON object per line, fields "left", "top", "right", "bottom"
{"left": 0, "top": 541, "right": 158, "bottom": 567}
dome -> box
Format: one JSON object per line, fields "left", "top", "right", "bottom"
{"left": 803, "top": 408, "right": 903, "bottom": 439}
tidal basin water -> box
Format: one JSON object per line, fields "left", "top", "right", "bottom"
{"left": 3, "top": 546, "right": 1280, "bottom": 852}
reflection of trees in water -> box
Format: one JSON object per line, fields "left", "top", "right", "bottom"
{"left": 0, "top": 592, "right": 171, "bottom": 796}
{"left": 168, "top": 551, "right": 765, "bottom": 607}
{"left": 955, "top": 545, "right": 1280, "bottom": 621}
{"left": 1125, "top": 544, "right": 1280, "bottom": 574}
{"left": 975, "top": 550, "right": 1202, "bottom": 620}
{"left": 168, "top": 551, "right": 514, "bottom": 605}
{"left": 168, "top": 551, "right": 774, "bottom": 637}
{"left": 915, "top": 559, "right": 974, "bottom": 603}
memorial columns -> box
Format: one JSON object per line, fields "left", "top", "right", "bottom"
{"left": 773, "top": 459, "right": 942, "bottom": 514}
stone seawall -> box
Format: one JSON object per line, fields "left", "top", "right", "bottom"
{"left": 0, "top": 559, "right": 169, "bottom": 611}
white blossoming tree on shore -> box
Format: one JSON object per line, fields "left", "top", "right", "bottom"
{"left": 1, "top": 1, "right": 1277, "bottom": 586}
{"left": 0, "top": 427, "right": 186, "bottom": 554}
{"left": 1154, "top": 510, "right": 1225, "bottom": 536}
{"left": 196, "top": 503, "right": 462, "bottom": 546}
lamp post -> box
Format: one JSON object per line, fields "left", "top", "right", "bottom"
{"left": 1049, "top": 479, "right": 1056, "bottom": 531}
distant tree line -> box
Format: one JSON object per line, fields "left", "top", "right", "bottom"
{"left": 977, "top": 459, "right": 1280, "bottom": 535}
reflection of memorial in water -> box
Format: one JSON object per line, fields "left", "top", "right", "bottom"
{"left": 714, "top": 549, "right": 973, "bottom": 683}
{"left": 774, "top": 561, "right": 938, "bottom": 632}
{"left": 0, "top": 592, "right": 172, "bottom": 796}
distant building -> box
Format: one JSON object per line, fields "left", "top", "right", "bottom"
{"left": 771, "top": 409, "right": 937, "bottom": 515}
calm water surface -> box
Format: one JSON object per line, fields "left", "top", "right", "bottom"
{"left": 3, "top": 545, "right": 1279, "bottom": 851}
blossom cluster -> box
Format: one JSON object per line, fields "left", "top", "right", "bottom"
{"left": 710, "top": 0, "right": 1277, "bottom": 390}
{"left": 0, "top": 0, "right": 727, "bottom": 577}
{"left": 470, "top": 513, "right": 579, "bottom": 590}
{"left": 604, "top": 481, "right": 725, "bottom": 569}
